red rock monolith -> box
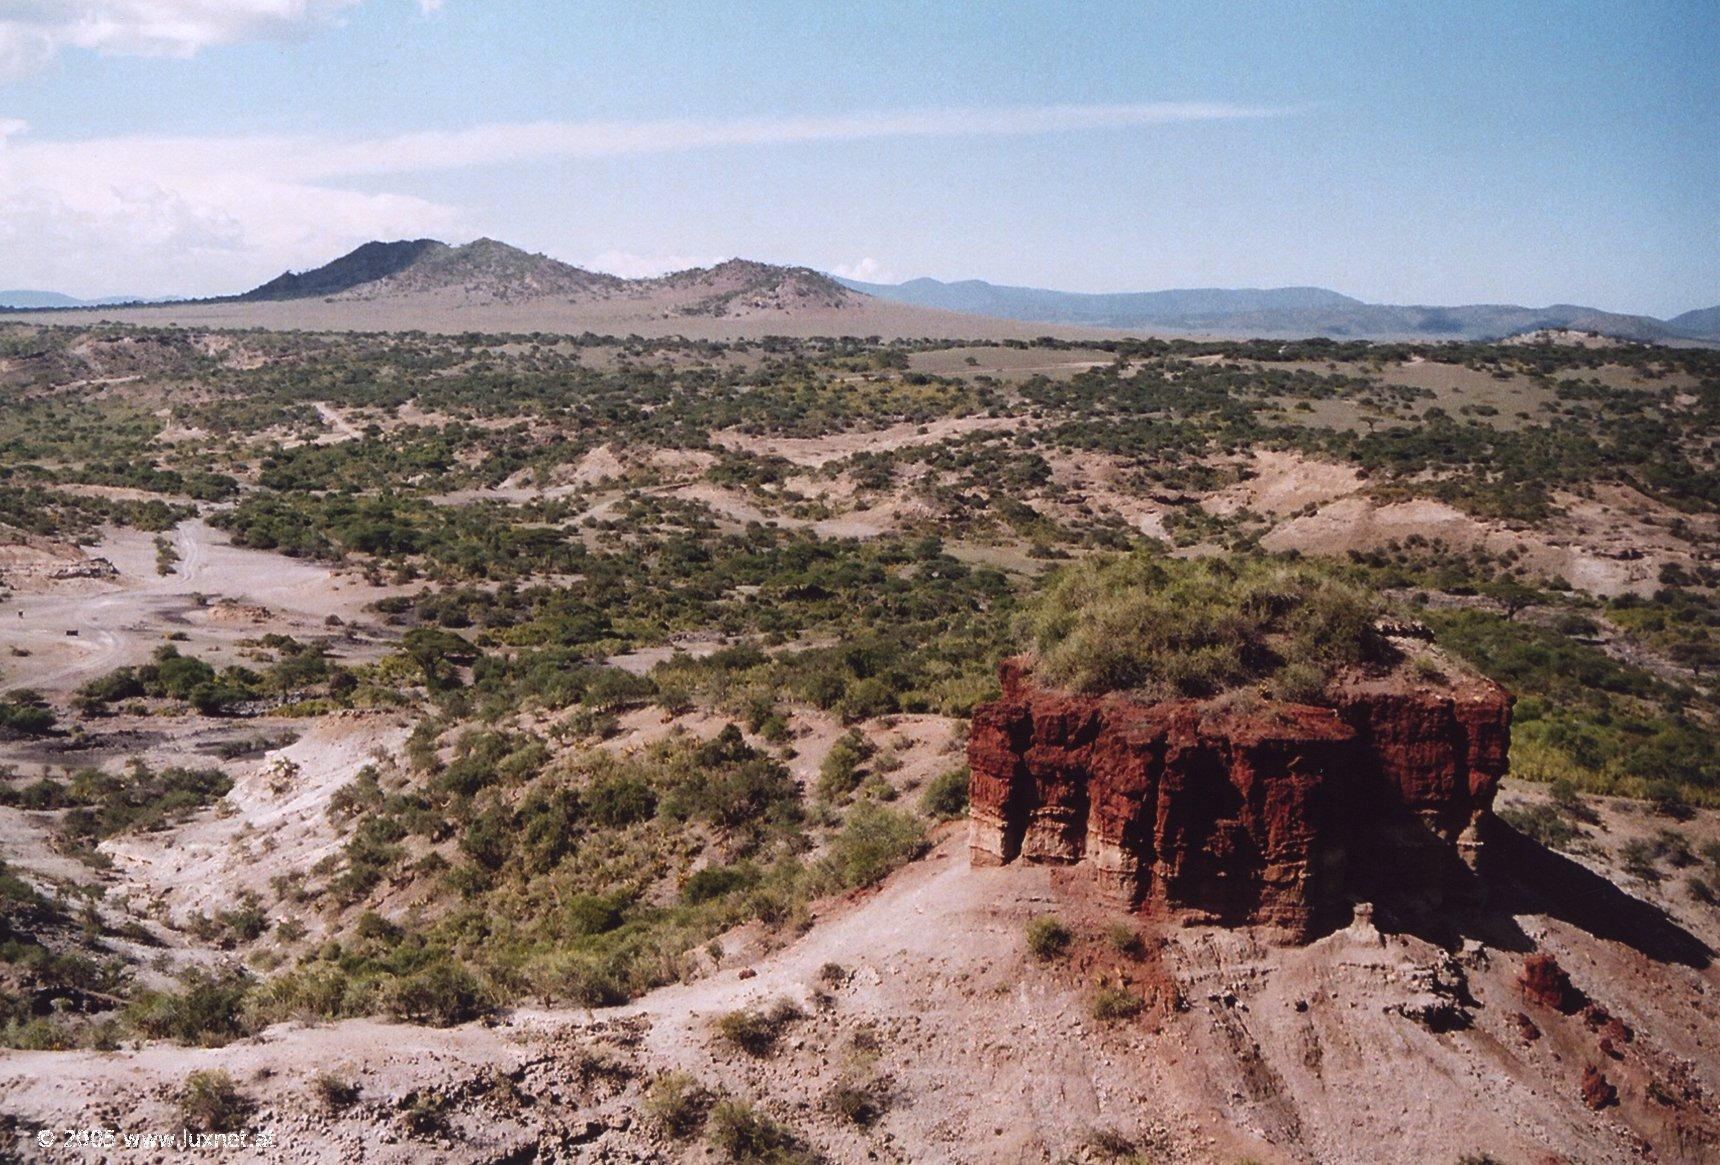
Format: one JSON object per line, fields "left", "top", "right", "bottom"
{"left": 968, "top": 657, "right": 1513, "bottom": 940}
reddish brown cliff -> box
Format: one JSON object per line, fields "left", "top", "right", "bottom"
{"left": 969, "top": 657, "right": 1513, "bottom": 939}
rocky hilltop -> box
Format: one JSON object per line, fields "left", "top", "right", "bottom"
{"left": 969, "top": 655, "right": 1513, "bottom": 939}
{"left": 236, "top": 239, "right": 852, "bottom": 316}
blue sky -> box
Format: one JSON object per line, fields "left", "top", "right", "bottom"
{"left": 1, "top": 1, "right": 1714, "bottom": 314}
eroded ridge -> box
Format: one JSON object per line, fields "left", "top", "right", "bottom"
{"left": 969, "top": 656, "right": 1513, "bottom": 938}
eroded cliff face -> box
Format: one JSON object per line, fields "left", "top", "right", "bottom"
{"left": 968, "top": 657, "right": 1513, "bottom": 939}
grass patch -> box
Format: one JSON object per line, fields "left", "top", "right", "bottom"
{"left": 178, "top": 1070, "right": 254, "bottom": 1132}
{"left": 645, "top": 1071, "right": 712, "bottom": 1138}
{"left": 1025, "top": 916, "right": 1072, "bottom": 961}
{"left": 707, "top": 1099, "right": 819, "bottom": 1164}
{"left": 1092, "top": 985, "right": 1146, "bottom": 1022}
{"left": 1020, "top": 552, "right": 1386, "bottom": 700}
{"left": 713, "top": 999, "right": 804, "bottom": 1057}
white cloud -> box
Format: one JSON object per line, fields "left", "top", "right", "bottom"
{"left": 0, "top": 1, "right": 367, "bottom": 76}
{"left": 831, "top": 258, "right": 898, "bottom": 285}
{"left": 204, "top": 102, "right": 1288, "bottom": 179}
{"left": 0, "top": 120, "right": 463, "bottom": 295}
{"left": 0, "top": 102, "right": 1286, "bottom": 296}
{"left": 585, "top": 250, "right": 724, "bottom": 279}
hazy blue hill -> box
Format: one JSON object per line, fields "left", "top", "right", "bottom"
{"left": 1668, "top": 306, "right": 1720, "bottom": 338}
{"left": 836, "top": 277, "right": 1363, "bottom": 329}
{"left": 836, "top": 275, "right": 1708, "bottom": 342}
{"left": 0, "top": 290, "right": 87, "bottom": 309}
{"left": 0, "top": 290, "right": 186, "bottom": 309}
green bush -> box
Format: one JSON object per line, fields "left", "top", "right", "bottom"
{"left": 126, "top": 970, "right": 253, "bottom": 1046}
{"left": 178, "top": 1070, "right": 254, "bottom": 1131}
{"left": 645, "top": 1071, "right": 711, "bottom": 1138}
{"left": 1496, "top": 803, "right": 1578, "bottom": 850}
{"left": 683, "top": 863, "right": 758, "bottom": 904}
{"left": 1020, "top": 552, "right": 1385, "bottom": 699}
{"left": 825, "top": 1077, "right": 890, "bottom": 1127}
{"left": 707, "top": 1099, "right": 817, "bottom": 1164}
{"left": 713, "top": 999, "right": 803, "bottom": 1057}
{"left": 59, "top": 762, "right": 232, "bottom": 844}
{"left": 1025, "top": 916, "right": 1072, "bottom": 961}
{"left": 584, "top": 772, "right": 657, "bottom": 826}
{"left": 816, "top": 732, "right": 870, "bottom": 802}
{"left": 311, "top": 1072, "right": 361, "bottom": 1112}
{"left": 1091, "top": 986, "right": 1145, "bottom": 1022}
{"left": 1103, "top": 923, "right": 1145, "bottom": 957}
{"left": 383, "top": 960, "right": 488, "bottom": 1026}
{"left": 919, "top": 768, "right": 969, "bottom": 819}
{"left": 822, "top": 803, "right": 926, "bottom": 890}
{"left": 0, "top": 697, "right": 55, "bottom": 736}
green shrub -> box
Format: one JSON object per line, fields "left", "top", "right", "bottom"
{"left": 178, "top": 1070, "right": 254, "bottom": 1131}
{"left": 1091, "top": 986, "right": 1145, "bottom": 1022}
{"left": 584, "top": 772, "right": 657, "bottom": 826}
{"left": 825, "top": 1077, "right": 890, "bottom": 1127}
{"left": 0, "top": 697, "right": 55, "bottom": 737}
{"left": 1025, "top": 916, "right": 1072, "bottom": 961}
{"left": 707, "top": 1099, "right": 817, "bottom": 1164}
{"left": 59, "top": 762, "right": 232, "bottom": 844}
{"left": 919, "top": 768, "right": 969, "bottom": 819}
{"left": 816, "top": 732, "right": 870, "bottom": 802}
{"left": 1622, "top": 839, "right": 1661, "bottom": 883}
{"left": 383, "top": 960, "right": 488, "bottom": 1026}
{"left": 126, "top": 970, "right": 253, "bottom": 1046}
{"left": 822, "top": 803, "right": 926, "bottom": 889}
{"left": 683, "top": 863, "right": 758, "bottom": 904}
{"left": 311, "top": 1072, "right": 361, "bottom": 1112}
{"left": 645, "top": 1071, "right": 711, "bottom": 1138}
{"left": 1020, "top": 552, "right": 1385, "bottom": 699}
{"left": 713, "top": 999, "right": 803, "bottom": 1057}
{"left": 1103, "top": 923, "right": 1145, "bottom": 957}
{"left": 1497, "top": 802, "right": 1578, "bottom": 850}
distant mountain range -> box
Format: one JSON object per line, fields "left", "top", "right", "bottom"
{"left": 7, "top": 241, "right": 1714, "bottom": 344}
{"left": 835, "top": 276, "right": 1720, "bottom": 343}
{"left": 0, "top": 239, "right": 950, "bottom": 341}
{"left": 0, "top": 290, "right": 182, "bottom": 309}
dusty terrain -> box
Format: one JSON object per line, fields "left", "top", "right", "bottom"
{"left": 1, "top": 807, "right": 1714, "bottom": 1164}
{"left": 0, "top": 295, "right": 1122, "bottom": 343}
{"left": 0, "top": 322, "right": 1713, "bottom": 1165}
{"left": 1, "top": 521, "right": 396, "bottom": 701}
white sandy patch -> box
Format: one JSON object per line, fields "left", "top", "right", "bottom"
{"left": 1203, "top": 450, "right": 1364, "bottom": 517}
{"left": 102, "top": 714, "right": 410, "bottom": 929}
{"left": 1, "top": 520, "right": 398, "bottom": 696}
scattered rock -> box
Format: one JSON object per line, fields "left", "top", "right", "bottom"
{"left": 1518, "top": 953, "right": 1585, "bottom": 1014}
{"left": 1580, "top": 1064, "right": 1619, "bottom": 1110}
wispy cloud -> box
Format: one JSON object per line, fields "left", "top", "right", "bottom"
{"left": 13, "top": 102, "right": 1288, "bottom": 181}
{"left": 0, "top": 102, "right": 1288, "bottom": 295}
{"left": 0, "top": 0, "right": 369, "bottom": 77}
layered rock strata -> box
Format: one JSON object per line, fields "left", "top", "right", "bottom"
{"left": 968, "top": 657, "right": 1512, "bottom": 938}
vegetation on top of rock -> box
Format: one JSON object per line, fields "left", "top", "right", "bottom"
{"left": 1019, "top": 552, "right": 1389, "bottom": 702}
